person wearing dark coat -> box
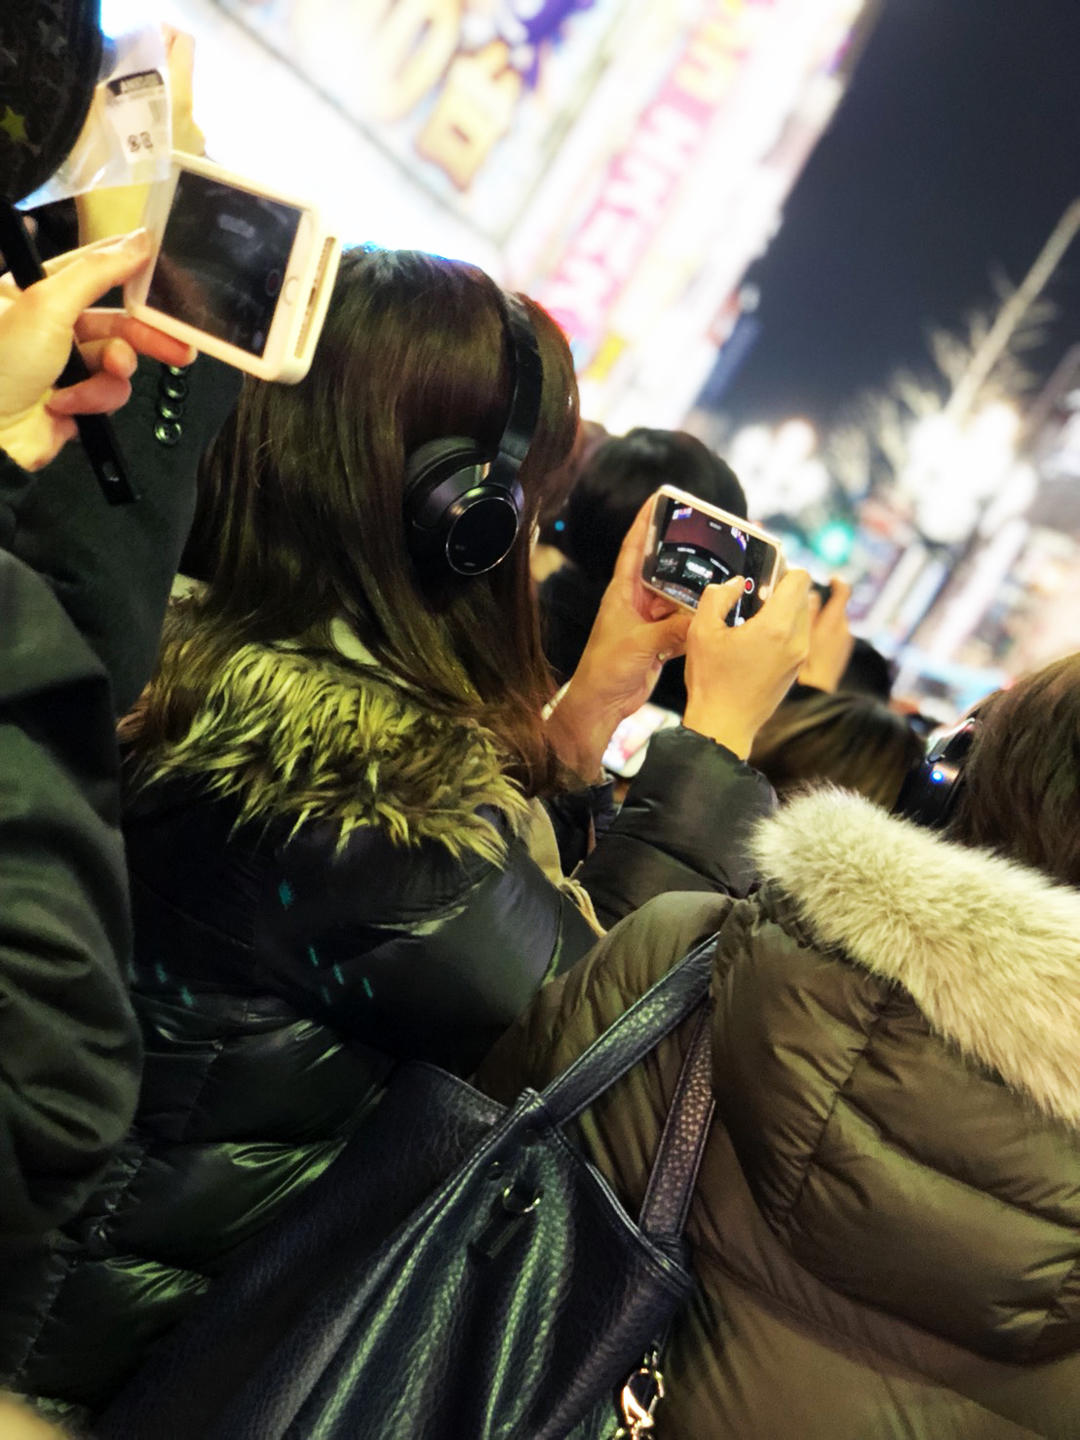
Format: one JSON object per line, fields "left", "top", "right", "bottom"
{"left": 479, "top": 652, "right": 1080, "bottom": 1440}
{"left": 0, "top": 246, "right": 815, "bottom": 1421}
{"left": 0, "top": 548, "right": 140, "bottom": 1253}
{"left": 0, "top": 231, "right": 225, "bottom": 1255}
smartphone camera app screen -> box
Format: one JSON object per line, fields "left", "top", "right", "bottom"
{"left": 646, "top": 498, "right": 775, "bottom": 625}
{"left": 146, "top": 172, "right": 302, "bottom": 356}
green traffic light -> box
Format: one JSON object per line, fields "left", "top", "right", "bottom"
{"left": 812, "top": 520, "right": 855, "bottom": 566}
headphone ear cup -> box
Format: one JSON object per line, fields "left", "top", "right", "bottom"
{"left": 405, "top": 439, "right": 488, "bottom": 523}
{"left": 404, "top": 438, "right": 521, "bottom": 576}
{"left": 893, "top": 715, "right": 978, "bottom": 829}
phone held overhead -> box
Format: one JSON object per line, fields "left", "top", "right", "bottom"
{"left": 641, "top": 484, "right": 785, "bottom": 626}
{"left": 125, "top": 151, "right": 341, "bottom": 382}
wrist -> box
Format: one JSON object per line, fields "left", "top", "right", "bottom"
{"left": 681, "top": 701, "right": 756, "bottom": 761}
{"left": 545, "top": 682, "right": 615, "bottom": 784}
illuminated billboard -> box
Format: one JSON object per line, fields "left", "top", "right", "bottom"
{"left": 213, "top": 0, "right": 653, "bottom": 240}
{"left": 182, "top": 0, "right": 874, "bottom": 424}
{"left": 521, "top": 0, "right": 876, "bottom": 424}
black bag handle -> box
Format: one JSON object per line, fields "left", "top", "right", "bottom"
{"left": 638, "top": 1006, "right": 714, "bottom": 1238}
{"left": 539, "top": 931, "right": 716, "bottom": 1128}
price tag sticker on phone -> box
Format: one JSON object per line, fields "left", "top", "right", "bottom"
{"left": 105, "top": 69, "right": 170, "bottom": 169}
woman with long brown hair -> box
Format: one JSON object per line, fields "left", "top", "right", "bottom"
{"left": 1, "top": 246, "right": 813, "bottom": 1420}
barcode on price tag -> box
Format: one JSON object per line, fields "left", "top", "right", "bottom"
{"left": 105, "top": 69, "right": 169, "bottom": 163}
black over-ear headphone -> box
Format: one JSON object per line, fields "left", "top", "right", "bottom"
{"left": 893, "top": 712, "right": 979, "bottom": 829}
{"left": 403, "top": 294, "right": 543, "bottom": 578}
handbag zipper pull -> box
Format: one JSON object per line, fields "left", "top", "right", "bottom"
{"left": 469, "top": 1184, "right": 541, "bottom": 1262}
{"left": 609, "top": 1348, "right": 665, "bottom": 1438}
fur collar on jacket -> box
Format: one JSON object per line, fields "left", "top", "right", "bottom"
{"left": 126, "top": 605, "right": 531, "bottom": 863}
{"left": 751, "top": 788, "right": 1080, "bottom": 1129}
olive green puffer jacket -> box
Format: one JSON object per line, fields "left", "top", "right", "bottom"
{"left": 479, "top": 787, "right": 1080, "bottom": 1439}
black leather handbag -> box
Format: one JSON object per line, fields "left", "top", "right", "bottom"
{"left": 98, "top": 935, "right": 717, "bottom": 1440}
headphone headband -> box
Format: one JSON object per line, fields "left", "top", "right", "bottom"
{"left": 404, "top": 291, "right": 544, "bottom": 578}
{"left": 489, "top": 295, "right": 543, "bottom": 482}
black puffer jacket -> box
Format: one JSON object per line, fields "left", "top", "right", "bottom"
{"left": 0, "top": 612, "right": 773, "bottom": 1417}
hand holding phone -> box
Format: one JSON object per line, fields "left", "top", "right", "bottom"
{"left": 0, "top": 229, "right": 193, "bottom": 474}
{"left": 124, "top": 152, "right": 341, "bottom": 382}
{"left": 800, "top": 577, "right": 854, "bottom": 692}
{"left": 682, "top": 569, "right": 813, "bottom": 759}
{"left": 641, "top": 484, "right": 785, "bottom": 625}
{"left": 546, "top": 497, "right": 693, "bottom": 782}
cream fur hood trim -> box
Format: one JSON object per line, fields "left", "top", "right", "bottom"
{"left": 751, "top": 787, "right": 1080, "bottom": 1128}
{"left": 131, "top": 618, "right": 532, "bottom": 864}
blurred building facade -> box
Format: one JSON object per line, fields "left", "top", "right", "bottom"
{"left": 105, "top": 0, "right": 877, "bottom": 430}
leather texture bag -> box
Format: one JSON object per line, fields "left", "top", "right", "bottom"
{"left": 98, "top": 935, "right": 717, "bottom": 1440}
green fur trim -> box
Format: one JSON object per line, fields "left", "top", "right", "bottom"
{"left": 135, "top": 638, "right": 531, "bottom": 863}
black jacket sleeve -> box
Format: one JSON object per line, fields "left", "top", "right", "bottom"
{"left": 0, "top": 356, "right": 239, "bottom": 1248}
{"left": 0, "top": 552, "right": 141, "bottom": 1251}
{"left": 255, "top": 819, "right": 602, "bottom": 1077}
{"left": 6, "top": 356, "right": 241, "bottom": 714}
{"left": 543, "top": 776, "right": 617, "bottom": 875}
{"left": 575, "top": 725, "right": 776, "bottom": 927}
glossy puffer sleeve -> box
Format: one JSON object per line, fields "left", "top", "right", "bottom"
{"left": 0, "top": 553, "right": 141, "bottom": 1250}
{"left": 255, "top": 819, "right": 603, "bottom": 1077}
{"left": 575, "top": 726, "right": 776, "bottom": 927}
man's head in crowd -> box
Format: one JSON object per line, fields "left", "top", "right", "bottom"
{"left": 558, "top": 427, "right": 747, "bottom": 587}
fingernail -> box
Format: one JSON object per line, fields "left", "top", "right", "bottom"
{"left": 98, "top": 228, "right": 150, "bottom": 256}
{"left": 112, "top": 228, "right": 150, "bottom": 251}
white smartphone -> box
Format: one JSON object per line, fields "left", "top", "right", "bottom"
{"left": 642, "top": 484, "right": 785, "bottom": 626}
{"left": 125, "top": 151, "right": 341, "bottom": 383}
{"left": 602, "top": 702, "right": 681, "bottom": 778}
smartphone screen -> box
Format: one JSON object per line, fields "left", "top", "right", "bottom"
{"left": 643, "top": 495, "right": 779, "bottom": 625}
{"left": 145, "top": 171, "right": 302, "bottom": 356}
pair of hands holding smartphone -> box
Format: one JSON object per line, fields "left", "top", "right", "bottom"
{"left": 547, "top": 496, "right": 852, "bottom": 781}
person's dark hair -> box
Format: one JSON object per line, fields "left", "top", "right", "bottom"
{"left": 948, "top": 653, "right": 1080, "bottom": 888}
{"left": 838, "top": 637, "right": 894, "bottom": 701}
{"left": 560, "top": 428, "right": 746, "bottom": 584}
{"left": 750, "top": 693, "right": 923, "bottom": 809}
{"left": 134, "top": 246, "right": 579, "bottom": 797}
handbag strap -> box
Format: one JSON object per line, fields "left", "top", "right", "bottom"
{"left": 637, "top": 1005, "right": 714, "bottom": 1239}
{"left": 610, "top": 1007, "right": 715, "bottom": 1440}
{"left": 540, "top": 931, "right": 716, "bottom": 1127}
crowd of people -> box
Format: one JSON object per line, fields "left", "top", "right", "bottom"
{"left": 1, "top": 8, "right": 1078, "bottom": 1439}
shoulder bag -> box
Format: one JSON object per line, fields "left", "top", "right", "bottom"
{"left": 99, "top": 933, "right": 717, "bottom": 1440}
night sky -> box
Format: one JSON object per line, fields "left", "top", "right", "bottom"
{"left": 721, "top": 0, "right": 1080, "bottom": 430}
